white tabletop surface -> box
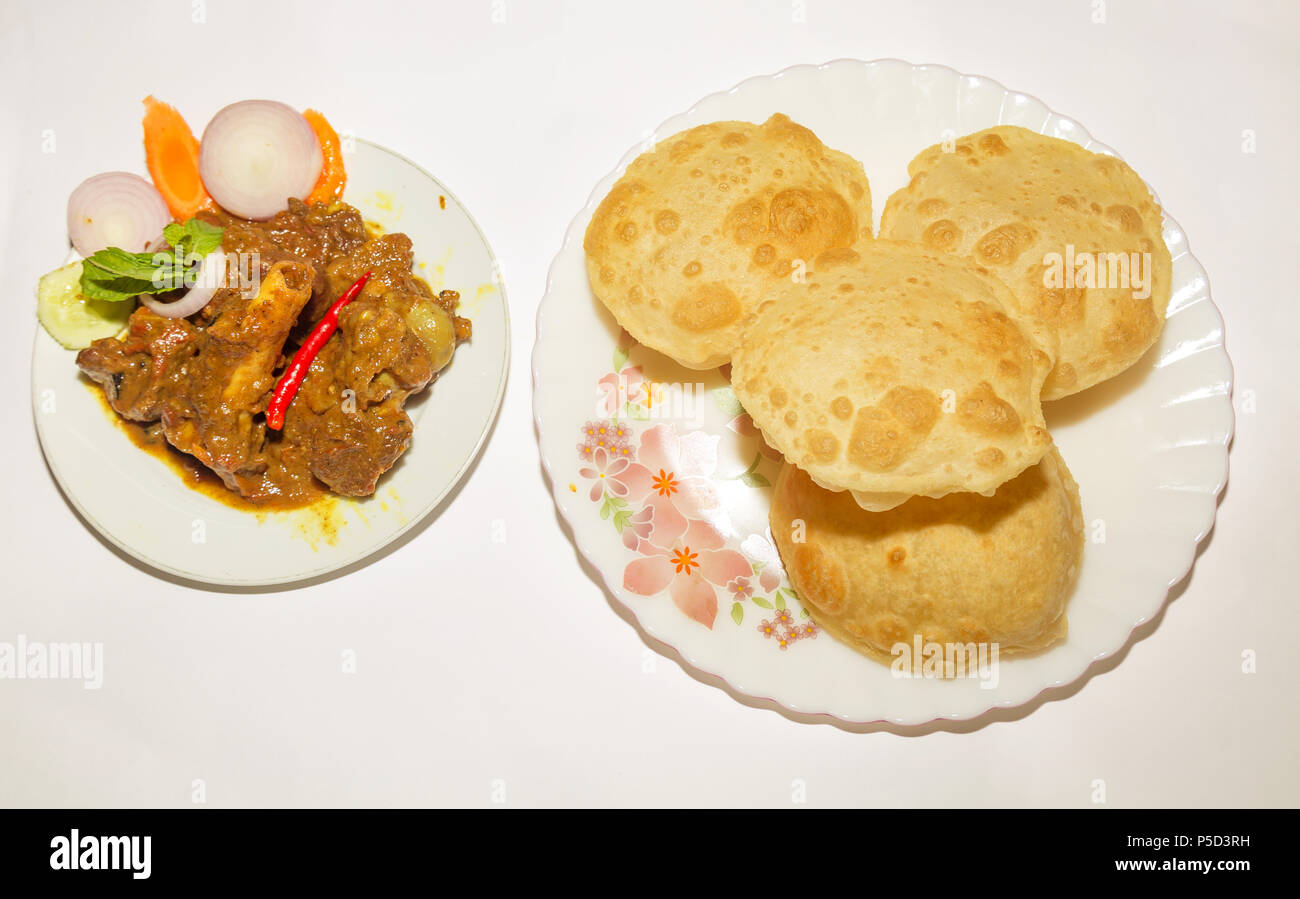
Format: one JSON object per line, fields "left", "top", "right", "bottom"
{"left": 1, "top": 0, "right": 1295, "bottom": 808}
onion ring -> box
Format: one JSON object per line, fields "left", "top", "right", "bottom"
{"left": 139, "top": 248, "right": 227, "bottom": 319}
{"left": 199, "top": 100, "right": 323, "bottom": 220}
{"left": 67, "top": 172, "right": 171, "bottom": 257}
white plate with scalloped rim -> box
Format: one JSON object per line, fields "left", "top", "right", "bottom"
{"left": 533, "top": 59, "right": 1232, "bottom": 725}
{"left": 33, "top": 138, "right": 509, "bottom": 587}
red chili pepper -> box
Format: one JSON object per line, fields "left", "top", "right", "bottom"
{"left": 265, "top": 271, "right": 372, "bottom": 431}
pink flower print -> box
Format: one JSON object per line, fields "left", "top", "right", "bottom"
{"left": 623, "top": 518, "right": 751, "bottom": 628}
{"left": 726, "top": 413, "right": 784, "bottom": 462}
{"left": 614, "top": 425, "right": 722, "bottom": 528}
{"left": 726, "top": 576, "right": 754, "bottom": 602}
{"left": 621, "top": 505, "right": 653, "bottom": 550}
{"left": 579, "top": 447, "right": 644, "bottom": 502}
{"left": 596, "top": 366, "right": 644, "bottom": 417}
{"left": 639, "top": 425, "right": 718, "bottom": 480}
{"left": 579, "top": 420, "right": 630, "bottom": 463}
{"left": 757, "top": 606, "right": 816, "bottom": 651}
{"left": 741, "top": 532, "right": 786, "bottom": 594}
{"left": 578, "top": 447, "right": 626, "bottom": 502}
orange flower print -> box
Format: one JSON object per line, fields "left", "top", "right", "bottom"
{"left": 671, "top": 547, "right": 699, "bottom": 575}
{"left": 652, "top": 469, "right": 679, "bottom": 497}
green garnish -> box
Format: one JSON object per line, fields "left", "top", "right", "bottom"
{"left": 162, "top": 218, "right": 224, "bottom": 257}
{"left": 79, "top": 217, "right": 224, "bottom": 303}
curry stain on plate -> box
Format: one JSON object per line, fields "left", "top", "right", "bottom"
{"left": 416, "top": 260, "right": 440, "bottom": 291}
{"left": 86, "top": 381, "right": 349, "bottom": 548}
{"left": 293, "top": 497, "right": 349, "bottom": 551}
{"left": 384, "top": 486, "right": 409, "bottom": 525}
{"left": 470, "top": 281, "right": 498, "bottom": 316}
{"left": 367, "top": 190, "right": 403, "bottom": 221}
{"left": 416, "top": 258, "right": 447, "bottom": 291}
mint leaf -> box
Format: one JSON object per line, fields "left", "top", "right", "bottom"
{"left": 164, "top": 218, "right": 224, "bottom": 257}
{"left": 77, "top": 217, "right": 225, "bottom": 304}
{"left": 83, "top": 248, "right": 169, "bottom": 282}
{"left": 79, "top": 258, "right": 175, "bottom": 302}
{"left": 78, "top": 269, "right": 148, "bottom": 302}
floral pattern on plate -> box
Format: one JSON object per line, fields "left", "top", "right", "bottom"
{"left": 575, "top": 340, "right": 817, "bottom": 645}
{"left": 535, "top": 60, "right": 1231, "bottom": 723}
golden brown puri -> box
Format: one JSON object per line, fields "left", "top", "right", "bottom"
{"left": 583, "top": 113, "right": 873, "bottom": 370}
{"left": 731, "top": 242, "right": 1056, "bottom": 512}
{"left": 769, "top": 446, "right": 1083, "bottom": 659}
{"left": 880, "top": 125, "right": 1172, "bottom": 400}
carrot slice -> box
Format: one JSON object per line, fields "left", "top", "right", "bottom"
{"left": 142, "top": 96, "right": 214, "bottom": 220}
{"left": 303, "top": 109, "right": 347, "bottom": 205}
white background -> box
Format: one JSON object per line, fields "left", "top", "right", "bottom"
{"left": 1, "top": 0, "right": 1296, "bottom": 807}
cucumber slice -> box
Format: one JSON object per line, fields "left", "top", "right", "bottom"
{"left": 36, "top": 261, "right": 135, "bottom": 349}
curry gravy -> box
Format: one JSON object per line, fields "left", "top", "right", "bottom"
{"left": 87, "top": 379, "right": 327, "bottom": 514}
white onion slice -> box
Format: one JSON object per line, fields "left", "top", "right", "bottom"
{"left": 67, "top": 172, "right": 171, "bottom": 257}
{"left": 199, "top": 100, "right": 323, "bottom": 220}
{"left": 140, "top": 248, "right": 227, "bottom": 319}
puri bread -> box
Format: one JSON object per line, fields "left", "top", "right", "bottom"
{"left": 583, "top": 113, "right": 873, "bottom": 369}
{"left": 880, "top": 125, "right": 1171, "bottom": 399}
{"left": 770, "top": 446, "right": 1083, "bottom": 658}
{"left": 731, "top": 242, "right": 1056, "bottom": 512}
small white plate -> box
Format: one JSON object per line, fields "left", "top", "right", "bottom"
{"left": 533, "top": 59, "right": 1233, "bottom": 724}
{"left": 33, "top": 139, "right": 509, "bottom": 587}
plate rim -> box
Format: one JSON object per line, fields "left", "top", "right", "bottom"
{"left": 32, "top": 136, "right": 511, "bottom": 589}
{"left": 531, "top": 57, "right": 1234, "bottom": 726}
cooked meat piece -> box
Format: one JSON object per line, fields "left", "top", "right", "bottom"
{"left": 77, "top": 308, "right": 201, "bottom": 421}
{"left": 274, "top": 231, "right": 481, "bottom": 496}
{"left": 325, "top": 233, "right": 420, "bottom": 298}
{"left": 78, "top": 200, "right": 470, "bottom": 509}
{"left": 160, "top": 261, "right": 314, "bottom": 493}
{"left": 319, "top": 234, "right": 469, "bottom": 341}
{"left": 212, "top": 198, "right": 369, "bottom": 319}
{"left": 294, "top": 393, "right": 415, "bottom": 497}
{"left": 281, "top": 292, "right": 435, "bottom": 496}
